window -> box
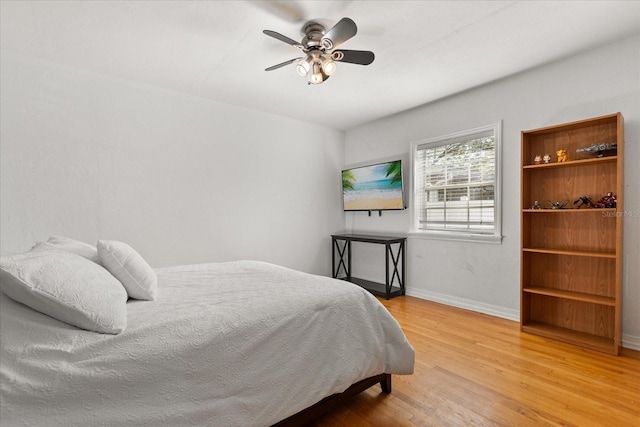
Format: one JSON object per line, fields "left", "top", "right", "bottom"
{"left": 410, "top": 121, "right": 502, "bottom": 243}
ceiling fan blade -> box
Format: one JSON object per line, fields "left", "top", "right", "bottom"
{"left": 321, "top": 17, "right": 357, "bottom": 49}
{"left": 265, "top": 57, "right": 302, "bottom": 71}
{"left": 263, "top": 30, "right": 303, "bottom": 49}
{"left": 332, "top": 50, "right": 375, "bottom": 65}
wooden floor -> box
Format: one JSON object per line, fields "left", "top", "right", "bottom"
{"left": 311, "top": 296, "right": 640, "bottom": 426}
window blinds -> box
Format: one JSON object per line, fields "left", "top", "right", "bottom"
{"left": 415, "top": 131, "right": 496, "bottom": 233}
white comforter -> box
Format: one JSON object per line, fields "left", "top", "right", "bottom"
{"left": 1, "top": 260, "right": 414, "bottom": 427}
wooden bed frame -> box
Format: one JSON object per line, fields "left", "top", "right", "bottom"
{"left": 272, "top": 373, "right": 392, "bottom": 426}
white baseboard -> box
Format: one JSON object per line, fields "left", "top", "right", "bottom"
{"left": 405, "top": 289, "right": 640, "bottom": 352}
{"left": 405, "top": 289, "right": 519, "bottom": 322}
{"left": 622, "top": 334, "right": 640, "bottom": 351}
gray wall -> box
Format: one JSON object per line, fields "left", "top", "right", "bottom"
{"left": 0, "top": 52, "right": 345, "bottom": 275}
{"left": 343, "top": 36, "right": 640, "bottom": 348}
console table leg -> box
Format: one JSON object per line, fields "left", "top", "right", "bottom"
{"left": 401, "top": 241, "right": 406, "bottom": 295}
{"left": 333, "top": 238, "right": 350, "bottom": 279}
{"left": 385, "top": 244, "right": 390, "bottom": 299}
{"left": 346, "top": 240, "right": 351, "bottom": 281}
{"left": 388, "top": 242, "right": 404, "bottom": 297}
{"left": 332, "top": 238, "right": 336, "bottom": 278}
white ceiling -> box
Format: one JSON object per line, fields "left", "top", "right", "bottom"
{"left": 1, "top": 1, "right": 639, "bottom": 130}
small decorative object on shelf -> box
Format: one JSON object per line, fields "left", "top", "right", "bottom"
{"left": 533, "top": 155, "right": 542, "bottom": 164}
{"left": 542, "top": 154, "right": 551, "bottom": 163}
{"left": 576, "top": 142, "right": 617, "bottom": 158}
{"left": 573, "top": 196, "right": 596, "bottom": 209}
{"left": 531, "top": 200, "right": 542, "bottom": 209}
{"left": 556, "top": 149, "right": 568, "bottom": 162}
{"left": 596, "top": 192, "right": 617, "bottom": 208}
{"left": 547, "top": 200, "right": 570, "bottom": 209}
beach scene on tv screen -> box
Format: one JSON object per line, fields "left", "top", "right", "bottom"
{"left": 342, "top": 161, "right": 404, "bottom": 210}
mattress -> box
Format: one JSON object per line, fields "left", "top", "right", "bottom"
{"left": 0, "top": 260, "right": 414, "bottom": 426}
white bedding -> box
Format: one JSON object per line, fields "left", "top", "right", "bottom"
{"left": 1, "top": 260, "right": 414, "bottom": 426}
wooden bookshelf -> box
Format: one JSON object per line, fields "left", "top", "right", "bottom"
{"left": 520, "top": 113, "right": 624, "bottom": 355}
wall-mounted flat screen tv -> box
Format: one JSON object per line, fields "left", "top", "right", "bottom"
{"left": 342, "top": 160, "right": 405, "bottom": 211}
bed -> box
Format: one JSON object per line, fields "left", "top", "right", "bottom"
{"left": 0, "top": 238, "right": 414, "bottom": 427}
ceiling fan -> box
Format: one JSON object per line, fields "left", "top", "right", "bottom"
{"left": 263, "top": 17, "right": 375, "bottom": 85}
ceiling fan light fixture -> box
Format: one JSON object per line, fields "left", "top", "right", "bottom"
{"left": 296, "top": 54, "right": 316, "bottom": 77}
{"left": 309, "top": 73, "right": 323, "bottom": 85}
{"left": 321, "top": 56, "right": 336, "bottom": 75}
{"left": 296, "top": 61, "right": 309, "bottom": 77}
{"left": 309, "top": 62, "right": 324, "bottom": 85}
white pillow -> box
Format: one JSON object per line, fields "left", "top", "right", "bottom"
{"left": 31, "top": 235, "right": 99, "bottom": 263}
{"left": 0, "top": 250, "right": 128, "bottom": 334}
{"left": 98, "top": 240, "right": 157, "bottom": 301}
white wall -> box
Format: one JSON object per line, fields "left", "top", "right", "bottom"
{"left": 0, "top": 52, "right": 345, "bottom": 275}
{"left": 343, "top": 36, "right": 640, "bottom": 347}
{"left": 2, "top": 37, "right": 638, "bottom": 347}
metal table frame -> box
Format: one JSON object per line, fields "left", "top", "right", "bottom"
{"left": 331, "top": 233, "right": 406, "bottom": 299}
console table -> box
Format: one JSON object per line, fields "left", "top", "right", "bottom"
{"left": 331, "top": 233, "right": 406, "bottom": 299}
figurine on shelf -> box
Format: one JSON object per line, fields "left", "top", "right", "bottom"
{"left": 531, "top": 200, "right": 542, "bottom": 209}
{"left": 576, "top": 142, "right": 617, "bottom": 158}
{"left": 596, "top": 192, "right": 617, "bottom": 208}
{"left": 573, "top": 196, "right": 596, "bottom": 209}
{"left": 533, "top": 155, "right": 542, "bottom": 165}
{"left": 556, "top": 149, "right": 568, "bottom": 162}
{"left": 543, "top": 154, "right": 551, "bottom": 164}
{"left": 547, "top": 200, "right": 570, "bottom": 209}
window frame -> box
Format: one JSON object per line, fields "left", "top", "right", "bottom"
{"left": 409, "top": 121, "right": 503, "bottom": 244}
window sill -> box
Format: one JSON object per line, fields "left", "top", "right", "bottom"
{"left": 408, "top": 230, "right": 503, "bottom": 244}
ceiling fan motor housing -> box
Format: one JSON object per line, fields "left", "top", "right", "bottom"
{"left": 301, "top": 21, "right": 327, "bottom": 50}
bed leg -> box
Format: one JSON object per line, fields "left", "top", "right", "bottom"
{"left": 380, "top": 373, "right": 392, "bottom": 394}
